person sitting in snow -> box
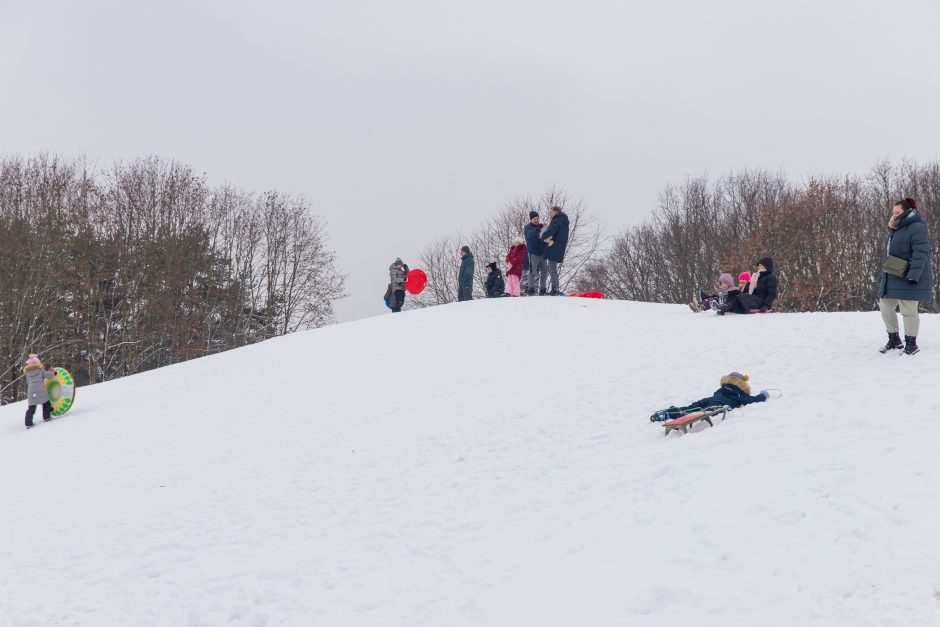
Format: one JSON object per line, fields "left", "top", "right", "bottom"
{"left": 649, "top": 372, "right": 769, "bottom": 422}
{"left": 484, "top": 262, "right": 505, "bottom": 298}
{"left": 690, "top": 273, "right": 738, "bottom": 312}
{"left": 723, "top": 258, "right": 778, "bottom": 314}
{"left": 23, "top": 353, "right": 56, "bottom": 429}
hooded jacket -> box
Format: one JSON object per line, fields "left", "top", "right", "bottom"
{"left": 389, "top": 263, "right": 408, "bottom": 292}
{"left": 24, "top": 364, "right": 55, "bottom": 407}
{"left": 878, "top": 210, "right": 933, "bottom": 302}
{"left": 751, "top": 257, "right": 778, "bottom": 308}
{"left": 540, "top": 211, "right": 570, "bottom": 262}
{"left": 484, "top": 263, "right": 505, "bottom": 297}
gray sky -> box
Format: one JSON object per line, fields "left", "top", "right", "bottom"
{"left": 2, "top": 0, "right": 938, "bottom": 322}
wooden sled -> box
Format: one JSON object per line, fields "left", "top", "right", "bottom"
{"left": 663, "top": 405, "right": 731, "bottom": 435}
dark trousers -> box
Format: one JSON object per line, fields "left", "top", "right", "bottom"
{"left": 731, "top": 293, "right": 768, "bottom": 314}
{"left": 457, "top": 285, "right": 473, "bottom": 301}
{"left": 26, "top": 401, "right": 53, "bottom": 427}
{"left": 659, "top": 396, "right": 721, "bottom": 420}
{"left": 391, "top": 289, "right": 405, "bottom": 313}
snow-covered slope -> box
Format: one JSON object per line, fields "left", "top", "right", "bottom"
{"left": 1, "top": 298, "right": 938, "bottom": 627}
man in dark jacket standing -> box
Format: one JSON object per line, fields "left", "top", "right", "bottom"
{"left": 524, "top": 211, "right": 547, "bottom": 295}
{"left": 540, "top": 206, "right": 570, "bottom": 295}
{"left": 457, "top": 245, "right": 475, "bottom": 301}
{"left": 878, "top": 198, "right": 932, "bottom": 355}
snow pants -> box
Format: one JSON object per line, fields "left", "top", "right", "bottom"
{"left": 391, "top": 289, "right": 405, "bottom": 313}
{"left": 658, "top": 396, "right": 722, "bottom": 421}
{"left": 26, "top": 401, "right": 52, "bottom": 427}
{"left": 528, "top": 253, "right": 547, "bottom": 292}
{"left": 547, "top": 260, "right": 561, "bottom": 292}
{"left": 506, "top": 274, "right": 521, "bottom": 296}
{"left": 457, "top": 285, "right": 473, "bottom": 301}
{"left": 879, "top": 298, "right": 920, "bottom": 337}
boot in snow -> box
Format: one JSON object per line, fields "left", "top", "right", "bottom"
{"left": 904, "top": 335, "right": 920, "bottom": 355}
{"left": 879, "top": 332, "right": 904, "bottom": 353}
{"left": 689, "top": 300, "right": 702, "bottom": 312}
{"left": 538, "top": 288, "right": 547, "bottom": 296}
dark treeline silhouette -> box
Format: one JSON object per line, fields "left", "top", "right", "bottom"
{"left": 0, "top": 154, "right": 345, "bottom": 404}
{"left": 582, "top": 161, "right": 940, "bottom": 312}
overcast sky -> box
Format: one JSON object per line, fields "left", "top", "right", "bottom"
{"left": 2, "top": 0, "right": 938, "bottom": 322}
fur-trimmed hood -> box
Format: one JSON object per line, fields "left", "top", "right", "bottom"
{"left": 720, "top": 373, "right": 751, "bottom": 395}
{"left": 23, "top": 363, "right": 44, "bottom": 374}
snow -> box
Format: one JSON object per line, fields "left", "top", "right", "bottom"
{"left": 1, "top": 297, "right": 939, "bottom": 627}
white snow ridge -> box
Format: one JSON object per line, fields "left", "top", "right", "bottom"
{"left": 2, "top": 298, "right": 939, "bottom": 627}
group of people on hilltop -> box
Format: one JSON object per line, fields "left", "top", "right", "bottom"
{"left": 690, "top": 257, "right": 779, "bottom": 315}
{"left": 387, "top": 206, "right": 570, "bottom": 310}
{"left": 386, "top": 197, "right": 933, "bottom": 358}
{"left": 456, "top": 205, "right": 571, "bottom": 301}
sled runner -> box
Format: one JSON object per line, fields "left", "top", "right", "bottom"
{"left": 663, "top": 405, "right": 730, "bottom": 435}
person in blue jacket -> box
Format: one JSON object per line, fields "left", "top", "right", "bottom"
{"left": 524, "top": 211, "right": 547, "bottom": 295}
{"left": 877, "top": 197, "right": 933, "bottom": 355}
{"left": 649, "top": 372, "right": 769, "bottom": 422}
{"left": 540, "top": 205, "right": 570, "bottom": 295}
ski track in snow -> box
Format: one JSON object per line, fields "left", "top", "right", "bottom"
{"left": 1, "top": 298, "right": 938, "bottom": 627}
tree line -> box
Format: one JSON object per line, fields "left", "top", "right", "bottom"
{"left": 409, "top": 161, "right": 938, "bottom": 313}
{"left": 0, "top": 154, "right": 345, "bottom": 404}
{"left": 582, "top": 161, "right": 940, "bottom": 312}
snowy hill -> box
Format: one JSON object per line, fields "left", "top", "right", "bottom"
{"left": 1, "top": 298, "right": 939, "bottom": 627}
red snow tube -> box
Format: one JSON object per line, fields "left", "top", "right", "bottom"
{"left": 406, "top": 269, "right": 428, "bottom": 295}
{"left": 568, "top": 291, "right": 604, "bottom": 299}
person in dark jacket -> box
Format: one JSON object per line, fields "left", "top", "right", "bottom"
{"left": 540, "top": 205, "right": 570, "bottom": 295}
{"left": 388, "top": 258, "right": 408, "bottom": 313}
{"left": 726, "top": 258, "right": 777, "bottom": 313}
{"left": 878, "top": 197, "right": 933, "bottom": 355}
{"left": 484, "top": 262, "right": 505, "bottom": 297}
{"left": 457, "top": 246, "right": 475, "bottom": 301}
{"left": 649, "top": 372, "right": 769, "bottom": 422}
{"left": 23, "top": 354, "right": 55, "bottom": 428}
{"left": 524, "top": 211, "right": 547, "bottom": 295}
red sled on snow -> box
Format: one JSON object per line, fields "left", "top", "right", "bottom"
{"left": 663, "top": 405, "right": 731, "bottom": 435}
{"left": 567, "top": 291, "right": 604, "bottom": 299}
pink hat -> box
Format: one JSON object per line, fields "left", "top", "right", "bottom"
{"left": 738, "top": 272, "right": 751, "bottom": 282}
{"left": 26, "top": 354, "right": 41, "bottom": 367}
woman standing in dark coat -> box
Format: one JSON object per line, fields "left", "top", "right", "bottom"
{"left": 878, "top": 197, "right": 933, "bottom": 355}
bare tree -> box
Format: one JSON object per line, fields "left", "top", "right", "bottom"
{"left": 0, "top": 153, "right": 346, "bottom": 405}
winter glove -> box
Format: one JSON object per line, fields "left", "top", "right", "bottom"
{"left": 544, "top": 238, "right": 554, "bottom": 246}
{"left": 758, "top": 390, "right": 770, "bottom": 401}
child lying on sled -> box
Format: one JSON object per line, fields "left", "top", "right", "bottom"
{"left": 649, "top": 372, "right": 769, "bottom": 422}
